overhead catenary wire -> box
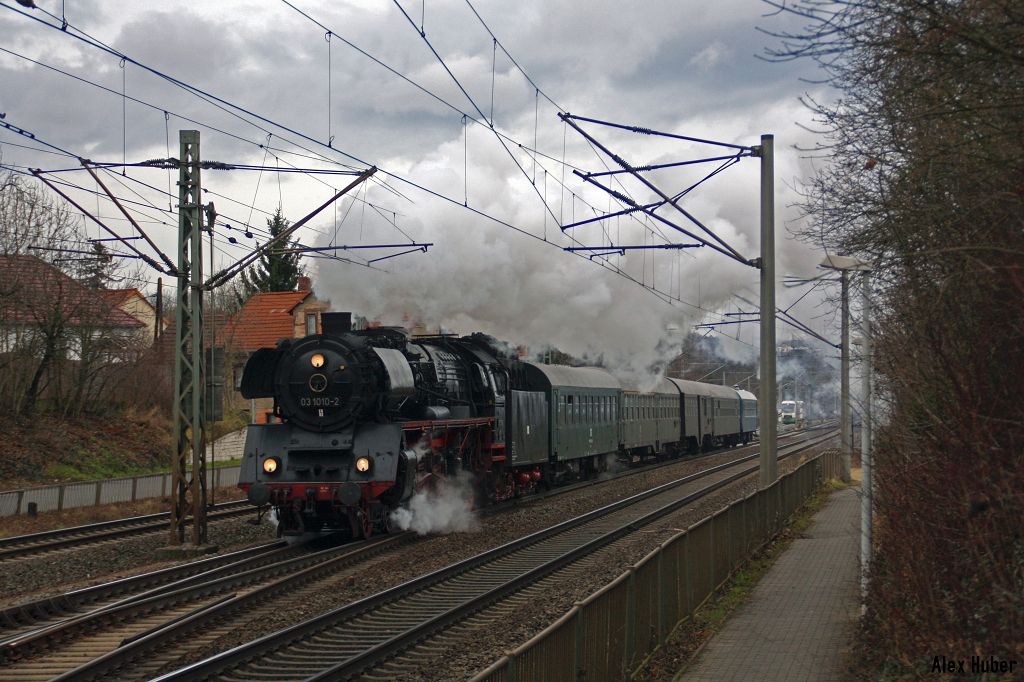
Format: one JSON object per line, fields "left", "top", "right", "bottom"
{"left": 1, "top": 6, "right": 737, "bottom": 322}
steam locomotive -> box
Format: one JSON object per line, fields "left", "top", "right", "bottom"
{"left": 238, "top": 312, "right": 758, "bottom": 541}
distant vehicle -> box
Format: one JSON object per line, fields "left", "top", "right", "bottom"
{"left": 780, "top": 400, "right": 804, "bottom": 424}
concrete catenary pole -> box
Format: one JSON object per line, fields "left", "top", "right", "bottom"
{"left": 860, "top": 269, "right": 872, "bottom": 597}
{"left": 840, "top": 271, "right": 852, "bottom": 482}
{"left": 758, "top": 134, "right": 777, "bottom": 488}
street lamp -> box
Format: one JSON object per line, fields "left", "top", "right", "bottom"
{"left": 820, "top": 254, "right": 873, "bottom": 599}
{"left": 820, "top": 254, "right": 871, "bottom": 481}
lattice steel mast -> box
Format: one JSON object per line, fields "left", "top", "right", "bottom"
{"left": 170, "top": 130, "right": 209, "bottom": 547}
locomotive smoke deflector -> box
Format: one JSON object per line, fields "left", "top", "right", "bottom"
{"left": 372, "top": 347, "right": 415, "bottom": 409}
{"left": 240, "top": 347, "right": 282, "bottom": 399}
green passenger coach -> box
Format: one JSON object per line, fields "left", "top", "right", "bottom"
{"left": 620, "top": 379, "right": 681, "bottom": 457}
{"left": 522, "top": 363, "right": 622, "bottom": 465}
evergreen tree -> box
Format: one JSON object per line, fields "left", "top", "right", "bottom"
{"left": 80, "top": 242, "right": 115, "bottom": 289}
{"left": 237, "top": 208, "right": 302, "bottom": 304}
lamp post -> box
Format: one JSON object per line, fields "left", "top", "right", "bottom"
{"left": 820, "top": 254, "right": 872, "bottom": 598}
{"left": 820, "top": 255, "right": 871, "bottom": 481}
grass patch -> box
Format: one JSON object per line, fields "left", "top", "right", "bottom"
{"left": 635, "top": 476, "right": 853, "bottom": 681}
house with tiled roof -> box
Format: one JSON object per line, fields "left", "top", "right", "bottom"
{"left": 98, "top": 288, "right": 168, "bottom": 345}
{"left": 0, "top": 255, "right": 146, "bottom": 355}
{"left": 219, "top": 277, "right": 330, "bottom": 353}
{"left": 218, "top": 277, "right": 330, "bottom": 402}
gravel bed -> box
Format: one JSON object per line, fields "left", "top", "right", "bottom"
{"left": 415, "top": 447, "right": 835, "bottom": 682}
{"left": 153, "top": 439, "right": 833, "bottom": 676}
{"left": 0, "top": 512, "right": 277, "bottom": 607}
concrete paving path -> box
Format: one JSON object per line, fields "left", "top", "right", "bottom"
{"left": 676, "top": 486, "right": 861, "bottom": 682}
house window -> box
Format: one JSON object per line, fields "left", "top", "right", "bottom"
{"left": 306, "top": 312, "right": 318, "bottom": 335}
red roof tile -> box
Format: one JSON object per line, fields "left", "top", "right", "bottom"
{"left": 98, "top": 288, "right": 150, "bottom": 309}
{"left": 0, "top": 255, "right": 145, "bottom": 328}
{"left": 219, "top": 290, "right": 312, "bottom": 352}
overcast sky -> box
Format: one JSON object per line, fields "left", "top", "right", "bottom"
{"left": 0, "top": 0, "right": 837, "bottom": 378}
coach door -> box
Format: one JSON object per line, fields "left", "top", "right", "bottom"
{"left": 701, "top": 397, "right": 713, "bottom": 441}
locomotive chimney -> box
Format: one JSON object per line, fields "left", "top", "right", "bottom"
{"left": 321, "top": 312, "right": 352, "bottom": 334}
{"left": 296, "top": 276, "right": 312, "bottom": 291}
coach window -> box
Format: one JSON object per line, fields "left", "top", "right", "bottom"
{"left": 558, "top": 395, "right": 566, "bottom": 425}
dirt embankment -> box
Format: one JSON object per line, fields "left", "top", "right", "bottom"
{"left": 0, "top": 409, "right": 172, "bottom": 490}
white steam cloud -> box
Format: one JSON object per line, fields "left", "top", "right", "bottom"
{"left": 313, "top": 100, "right": 821, "bottom": 385}
{"left": 389, "top": 471, "right": 480, "bottom": 536}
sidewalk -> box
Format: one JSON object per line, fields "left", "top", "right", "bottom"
{"left": 676, "top": 486, "right": 861, "bottom": 682}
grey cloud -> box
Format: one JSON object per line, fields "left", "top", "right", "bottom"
{"left": 0, "top": 0, "right": 837, "bottom": 363}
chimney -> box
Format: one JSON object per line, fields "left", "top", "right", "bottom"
{"left": 296, "top": 276, "right": 312, "bottom": 291}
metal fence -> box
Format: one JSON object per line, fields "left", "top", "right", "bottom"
{"left": 0, "top": 466, "right": 243, "bottom": 517}
{"left": 470, "top": 450, "right": 841, "bottom": 682}
{"left": 0, "top": 429, "right": 248, "bottom": 517}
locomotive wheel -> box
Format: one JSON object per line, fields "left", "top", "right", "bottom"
{"left": 381, "top": 506, "right": 396, "bottom": 534}
{"left": 358, "top": 500, "right": 373, "bottom": 540}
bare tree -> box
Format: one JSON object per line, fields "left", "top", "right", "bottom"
{"left": 763, "top": 0, "right": 1024, "bottom": 674}
{"left": 0, "top": 165, "right": 144, "bottom": 416}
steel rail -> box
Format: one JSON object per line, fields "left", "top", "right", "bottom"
{"left": 0, "top": 501, "right": 251, "bottom": 561}
{"left": 0, "top": 540, "right": 284, "bottom": 641}
{"left": 306, "top": 432, "right": 839, "bottom": 682}
{"left": 1, "top": 533, "right": 415, "bottom": 664}
{"left": 0, "top": 425, "right": 825, "bottom": 640}
{"left": 0, "top": 427, "right": 833, "bottom": 681}
{"left": 142, "top": 430, "right": 837, "bottom": 682}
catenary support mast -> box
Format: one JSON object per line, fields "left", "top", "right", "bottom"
{"left": 758, "top": 134, "right": 777, "bottom": 488}
{"left": 170, "top": 130, "right": 208, "bottom": 547}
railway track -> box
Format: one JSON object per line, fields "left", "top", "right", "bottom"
{"left": 0, "top": 422, "right": 832, "bottom": 566}
{"left": 36, "top": 429, "right": 836, "bottom": 682}
{"left": 0, "top": 500, "right": 251, "bottom": 562}
{"left": 0, "top": 540, "right": 291, "bottom": 644}
{"left": 0, "top": 426, "right": 833, "bottom": 681}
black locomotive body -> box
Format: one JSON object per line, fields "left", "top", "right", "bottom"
{"left": 238, "top": 313, "right": 519, "bottom": 540}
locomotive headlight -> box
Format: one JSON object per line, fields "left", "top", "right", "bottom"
{"left": 355, "top": 457, "right": 371, "bottom": 473}
{"left": 263, "top": 457, "right": 281, "bottom": 474}
{"left": 310, "top": 353, "right": 325, "bottom": 368}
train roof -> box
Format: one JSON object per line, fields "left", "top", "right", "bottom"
{"left": 621, "top": 377, "right": 680, "bottom": 395}
{"left": 735, "top": 389, "right": 757, "bottom": 402}
{"left": 665, "top": 377, "right": 740, "bottom": 400}
{"left": 524, "top": 363, "right": 622, "bottom": 390}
